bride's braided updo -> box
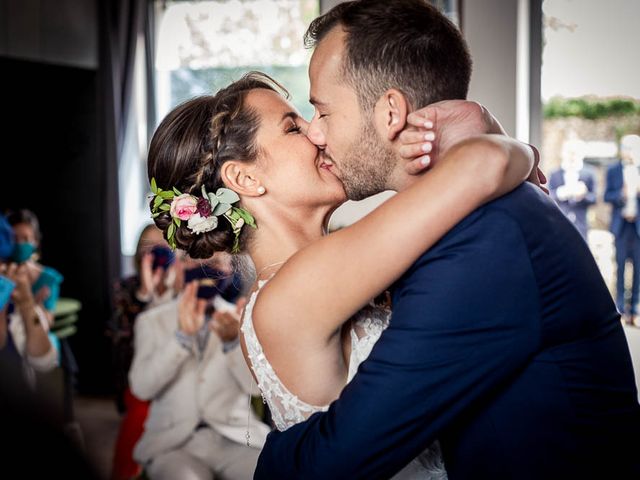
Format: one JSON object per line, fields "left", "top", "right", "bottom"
{"left": 147, "top": 72, "right": 287, "bottom": 258}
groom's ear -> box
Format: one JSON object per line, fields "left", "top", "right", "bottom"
{"left": 375, "top": 89, "right": 409, "bottom": 142}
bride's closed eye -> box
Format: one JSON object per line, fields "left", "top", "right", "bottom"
{"left": 286, "top": 123, "right": 302, "bottom": 134}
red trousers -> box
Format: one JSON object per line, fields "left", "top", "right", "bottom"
{"left": 111, "top": 388, "right": 150, "bottom": 480}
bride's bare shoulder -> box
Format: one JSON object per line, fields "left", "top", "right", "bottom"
{"left": 251, "top": 271, "right": 333, "bottom": 347}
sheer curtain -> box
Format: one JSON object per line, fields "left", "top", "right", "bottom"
{"left": 99, "top": 0, "right": 156, "bottom": 277}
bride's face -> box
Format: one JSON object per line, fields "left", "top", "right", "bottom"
{"left": 245, "top": 88, "right": 347, "bottom": 211}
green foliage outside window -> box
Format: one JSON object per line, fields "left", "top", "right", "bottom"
{"left": 544, "top": 97, "right": 640, "bottom": 120}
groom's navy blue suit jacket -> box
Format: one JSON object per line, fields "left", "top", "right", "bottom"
{"left": 255, "top": 184, "right": 640, "bottom": 479}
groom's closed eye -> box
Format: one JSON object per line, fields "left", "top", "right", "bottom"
{"left": 310, "top": 97, "right": 329, "bottom": 118}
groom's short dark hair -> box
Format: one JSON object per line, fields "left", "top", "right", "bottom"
{"left": 305, "top": 0, "right": 472, "bottom": 112}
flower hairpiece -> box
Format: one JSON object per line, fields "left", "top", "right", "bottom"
{"left": 150, "top": 178, "right": 256, "bottom": 253}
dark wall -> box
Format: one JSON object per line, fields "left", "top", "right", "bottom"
{"left": 0, "top": 57, "right": 113, "bottom": 395}
{"left": 0, "top": 0, "right": 98, "bottom": 69}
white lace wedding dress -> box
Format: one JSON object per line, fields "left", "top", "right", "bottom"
{"left": 241, "top": 279, "right": 447, "bottom": 479}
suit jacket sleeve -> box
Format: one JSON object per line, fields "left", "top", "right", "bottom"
{"left": 604, "top": 166, "right": 624, "bottom": 206}
{"left": 255, "top": 207, "right": 541, "bottom": 480}
{"left": 128, "top": 305, "right": 191, "bottom": 401}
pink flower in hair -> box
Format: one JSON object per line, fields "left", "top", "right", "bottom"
{"left": 170, "top": 194, "right": 198, "bottom": 221}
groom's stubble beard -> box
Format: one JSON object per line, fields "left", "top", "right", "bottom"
{"left": 340, "top": 118, "right": 396, "bottom": 201}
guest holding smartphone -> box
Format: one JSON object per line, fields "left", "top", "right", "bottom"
{"left": 6, "top": 209, "right": 64, "bottom": 327}
{"left": 0, "top": 212, "right": 99, "bottom": 479}
{"left": 128, "top": 268, "right": 268, "bottom": 480}
{"left": 0, "top": 213, "right": 58, "bottom": 384}
{"left": 108, "top": 223, "right": 183, "bottom": 480}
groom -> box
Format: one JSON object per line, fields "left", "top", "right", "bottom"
{"left": 256, "top": 1, "right": 640, "bottom": 479}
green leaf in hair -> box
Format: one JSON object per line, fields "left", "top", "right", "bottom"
{"left": 215, "top": 188, "right": 240, "bottom": 204}
{"left": 212, "top": 203, "right": 232, "bottom": 216}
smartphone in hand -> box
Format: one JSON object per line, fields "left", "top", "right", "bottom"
{"left": 184, "top": 265, "right": 227, "bottom": 300}
{"left": 151, "top": 245, "right": 175, "bottom": 271}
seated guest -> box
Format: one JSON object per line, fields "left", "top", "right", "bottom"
{"left": 129, "top": 269, "right": 269, "bottom": 480}
{"left": 108, "top": 224, "right": 183, "bottom": 480}
{"left": 107, "top": 224, "right": 182, "bottom": 414}
{"left": 7, "top": 208, "right": 75, "bottom": 410}
{"left": 1, "top": 212, "right": 57, "bottom": 376}
{"left": 6, "top": 209, "right": 64, "bottom": 325}
{"left": 0, "top": 261, "right": 58, "bottom": 381}
{"left": 0, "top": 215, "right": 96, "bottom": 477}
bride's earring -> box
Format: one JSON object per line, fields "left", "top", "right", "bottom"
{"left": 257, "top": 186, "right": 266, "bottom": 195}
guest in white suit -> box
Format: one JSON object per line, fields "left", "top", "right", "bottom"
{"left": 129, "top": 278, "right": 270, "bottom": 480}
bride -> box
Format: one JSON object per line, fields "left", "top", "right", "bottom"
{"left": 146, "top": 72, "right": 537, "bottom": 478}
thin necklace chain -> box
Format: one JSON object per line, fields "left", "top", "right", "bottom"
{"left": 246, "top": 391, "right": 252, "bottom": 447}
{"left": 255, "top": 260, "right": 286, "bottom": 279}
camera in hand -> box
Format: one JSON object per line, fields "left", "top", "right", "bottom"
{"left": 151, "top": 245, "right": 175, "bottom": 271}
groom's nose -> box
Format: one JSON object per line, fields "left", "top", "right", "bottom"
{"left": 306, "top": 117, "right": 327, "bottom": 149}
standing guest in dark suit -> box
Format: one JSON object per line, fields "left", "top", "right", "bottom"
{"left": 605, "top": 134, "right": 640, "bottom": 326}
{"left": 549, "top": 137, "right": 596, "bottom": 240}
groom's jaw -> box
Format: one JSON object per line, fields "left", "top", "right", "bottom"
{"left": 386, "top": 155, "right": 425, "bottom": 193}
